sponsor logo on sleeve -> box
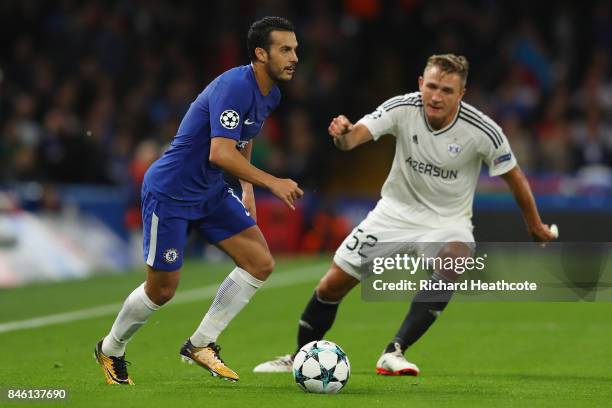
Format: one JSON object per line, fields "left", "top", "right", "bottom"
{"left": 493, "top": 153, "right": 512, "bottom": 166}
{"left": 236, "top": 140, "right": 250, "bottom": 150}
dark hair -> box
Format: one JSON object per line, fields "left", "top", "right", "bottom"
{"left": 247, "top": 16, "right": 294, "bottom": 62}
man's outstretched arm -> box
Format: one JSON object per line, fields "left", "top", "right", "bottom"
{"left": 500, "top": 165, "right": 556, "bottom": 242}
{"left": 328, "top": 115, "right": 374, "bottom": 151}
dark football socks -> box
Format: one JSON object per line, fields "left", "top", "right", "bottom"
{"left": 296, "top": 292, "right": 340, "bottom": 352}
{"left": 385, "top": 273, "right": 454, "bottom": 353}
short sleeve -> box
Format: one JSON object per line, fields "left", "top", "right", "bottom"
{"left": 477, "top": 121, "right": 517, "bottom": 176}
{"left": 356, "top": 98, "right": 399, "bottom": 141}
{"left": 209, "top": 79, "right": 253, "bottom": 141}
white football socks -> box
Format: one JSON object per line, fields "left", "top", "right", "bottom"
{"left": 101, "top": 282, "right": 160, "bottom": 357}
{"left": 190, "top": 267, "right": 264, "bottom": 347}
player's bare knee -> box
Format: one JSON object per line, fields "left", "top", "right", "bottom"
{"left": 437, "top": 242, "right": 471, "bottom": 259}
{"left": 155, "top": 287, "right": 176, "bottom": 305}
{"left": 435, "top": 242, "right": 473, "bottom": 280}
{"left": 146, "top": 283, "right": 176, "bottom": 305}
{"left": 245, "top": 253, "right": 275, "bottom": 280}
{"left": 316, "top": 263, "right": 357, "bottom": 302}
{"left": 315, "top": 279, "right": 347, "bottom": 303}
{"left": 259, "top": 255, "right": 275, "bottom": 279}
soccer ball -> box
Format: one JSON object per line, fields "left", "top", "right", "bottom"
{"left": 292, "top": 340, "right": 350, "bottom": 394}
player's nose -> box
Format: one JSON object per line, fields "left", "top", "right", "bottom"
{"left": 290, "top": 51, "right": 298, "bottom": 64}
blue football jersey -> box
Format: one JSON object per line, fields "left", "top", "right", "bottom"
{"left": 144, "top": 65, "right": 281, "bottom": 205}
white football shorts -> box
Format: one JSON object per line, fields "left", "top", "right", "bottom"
{"left": 333, "top": 199, "right": 475, "bottom": 280}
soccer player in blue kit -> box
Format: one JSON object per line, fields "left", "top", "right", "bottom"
{"left": 94, "top": 17, "right": 302, "bottom": 384}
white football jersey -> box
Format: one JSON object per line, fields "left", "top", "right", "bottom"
{"left": 357, "top": 92, "right": 516, "bottom": 227}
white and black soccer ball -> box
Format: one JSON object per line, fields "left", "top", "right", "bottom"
{"left": 292, "top": 340, "right": 350, "bottom": 394}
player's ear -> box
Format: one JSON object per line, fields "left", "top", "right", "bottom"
{"left": 255, "top": 47, "right": 268, "bottom": 63}
{"left": 418, "top": 76, "right": 424, "bottom": 90}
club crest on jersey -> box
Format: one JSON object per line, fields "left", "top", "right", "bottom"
{"left": 447, "top": 142, "right": 461, "bottom": 158}
{"left": 220, "top": 110, "right": 240, "bottom": 130}
{"left": 163, "top": 248, "right": 179, "bottom": 264}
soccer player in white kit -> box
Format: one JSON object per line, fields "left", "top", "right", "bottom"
{"left": 254, "top": 54, "right": 557, "bottom": 375}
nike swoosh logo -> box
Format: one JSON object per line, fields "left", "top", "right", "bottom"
{"left": 98, "top": 356, "right": 128, "bottom": 384}
{"left": 244, "top": 119, "right": 255, "bottom": 125}
{"left": 104, "top": 366, "right": 126, "bottom": 384}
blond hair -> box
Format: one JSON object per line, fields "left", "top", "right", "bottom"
{"left": 425, "top": 54, "right": 469, "bottom": 87}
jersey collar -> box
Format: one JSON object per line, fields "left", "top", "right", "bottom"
{"left": 422, "top": 103, "right": 461, "bottom": 135}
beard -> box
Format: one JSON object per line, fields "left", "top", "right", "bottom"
{"left": 265, "top": 62, "right": 294, "bottom": 82}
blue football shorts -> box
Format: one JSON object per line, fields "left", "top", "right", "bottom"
{"left": 141, "top": 184, "right": 256, "bottom": 271}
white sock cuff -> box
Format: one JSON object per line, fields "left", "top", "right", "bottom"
{"left": 136, "top": 282, "right": 161, "bottom": 311}
{"left": 231, "top": 267, "right": 264, "bottom": 288}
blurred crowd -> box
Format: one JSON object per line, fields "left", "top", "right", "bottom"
{"left": 1, "top": 0, "right": 612, "bottom": 196}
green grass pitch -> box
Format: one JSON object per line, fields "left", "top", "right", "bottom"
{"left": 0, "top": 256, "right": 611, "bottom": 407}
